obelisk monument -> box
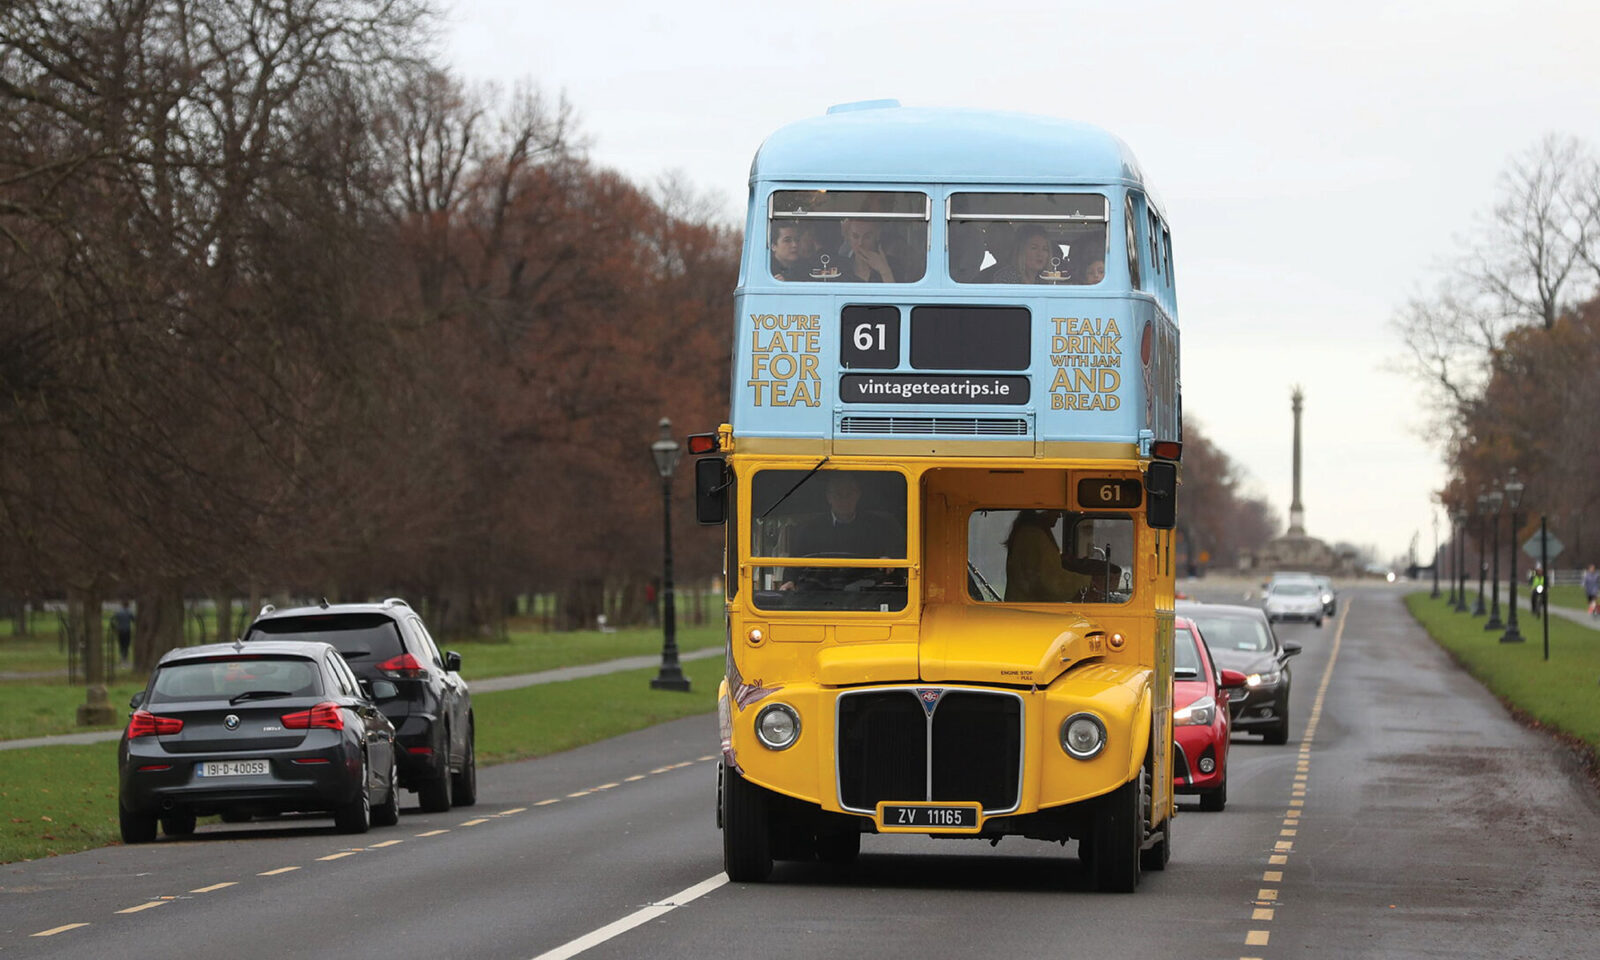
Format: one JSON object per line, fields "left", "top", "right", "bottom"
{"left": 1288, "top": 386, "right": 1305, "bottom": 536}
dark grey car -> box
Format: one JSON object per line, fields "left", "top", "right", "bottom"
{"left": 244, "top": 599, "right": 475, "bottom": 812}
{"left": 118, "top": 640, "right": 400, "bottom": 842}
{"left": 1175, "top": 602, "right": 1301, "bottom": 744}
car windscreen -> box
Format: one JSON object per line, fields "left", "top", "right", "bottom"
{"left": 1174, "top": 627, "right": 1202, "bottom": 677}
{"left": 1273, "top": 583, "right": 1317, "bottom": 597}
{"left": 1187, "top": 614, "right": 1272, "bottom": 652}
{"left": 150, "top": 656, "right": 322, "bottom": 704}
{"left": 244, "top": 614, "right": 404, "bottom": 665}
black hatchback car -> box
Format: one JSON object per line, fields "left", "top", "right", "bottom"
{"left": 244, "top": 599, "right": 475, "bottom": 812}
{"left": 1176, "top": 602, "right": 1302, "bottom": 744}
{"left": 119, "top": 640, "right": 400, "bottom": 842}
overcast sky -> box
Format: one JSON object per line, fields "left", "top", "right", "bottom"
{"left": 443, "top": 0, "right": 1600, "bottom": 566}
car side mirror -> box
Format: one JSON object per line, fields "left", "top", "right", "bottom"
{"left": 1282, "top": 641, "right": 1303, "bottom": 658}
{"left": 129, "top": 690, "right": 146, "bottom": 710}
{"left": 1218, "top": 668, "right": 1249, "bottom": 690}
{"left": 445, "top": 651, "right": 462, "bottom": 673}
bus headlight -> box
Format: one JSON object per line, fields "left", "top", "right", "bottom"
{"left": 1060, "top": 713, "right": 1106, "bottom": 759}
{"left": 754, "top": 703, "right": 800, "bottom": 750}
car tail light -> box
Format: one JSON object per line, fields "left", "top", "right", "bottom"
{"left": 127, "top": 710, "right": 184, "bottom": 738}
{"left": 377, "top": 652, "right": 427, "bottom": 680}
{"left": 292, "top": 757, "right": 331, "bottom": 765}
{"left": 405, "top": 745, "right": 432, "bottom": 755}
{"left": 281, "top": 702, "right": 345, "bottom": 731}
{"left": 137, "top": 764, "right": 173, "bottom": 772}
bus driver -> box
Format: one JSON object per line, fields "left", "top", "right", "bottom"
{"left": 781, "top": 473, "right": 903, "bottom": 589}
{"left": 1003, "top": 510, "right": 1092, "bottom": 602}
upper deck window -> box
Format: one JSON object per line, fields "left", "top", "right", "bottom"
{"left": 768, "top": 190, "right": 929, "bottom": 284}
{"left": 948, "top": 193, "right": 1108, "bottom": 285}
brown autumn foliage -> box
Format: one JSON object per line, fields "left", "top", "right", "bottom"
{"left": 1175, "top": 420, "right": 1279, "bottom": 573}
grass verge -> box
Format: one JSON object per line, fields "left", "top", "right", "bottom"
{"left": 1406, "top": 591, "right": 1600, "bottom": 751}
{"left": 1, "top": 623, "right": 723, "bottom": 742}
{"left": 0, "top": 656, "right": 723, "bottom": 864}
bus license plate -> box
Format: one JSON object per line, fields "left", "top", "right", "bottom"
{"left": 879, "top": 803, "right": 981, "bottom": 831}
{"left": 197, "top": 760, "right": 268, "bottom": 778}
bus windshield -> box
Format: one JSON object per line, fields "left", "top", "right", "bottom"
{"left": 966, "top": 508, "right": 1134, "bottom": 604}
{"left": 949, "top": 193, "right": 1108, "bottom": 285}
{"left": 749, "top": 468, "right": 908, "bottom": 612}
{"left": 768, "top": 190, "right": 929, "bottom": 284}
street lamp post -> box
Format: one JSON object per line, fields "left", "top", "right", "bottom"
{"left": 1472, "top": 494, "right": 1487, "bottom": 616}
{"left": 1483, "top": 488, "right": 1504, "bottom": 630}
{"left": 1430, "top": 508, "right": 1441, "bottom": 599}
{"left": 1452, "top": 509, "right": 1469, "bottom": 613}
{"left": 1445, "top": 508, "right": 1459, "bottom": 608}
{"left": 1500, "top": 470, "right": 1525, "bottom": 644}
{"left": 650, "top": 418, "right": 691, "bottom": 691}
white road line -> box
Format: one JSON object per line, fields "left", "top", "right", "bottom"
{"left": 527, "top": 873, "right": 729, "bottom": 960}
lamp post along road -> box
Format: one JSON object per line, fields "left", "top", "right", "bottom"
{"left": 1483, "top": 488, "right": 1504, "bottom": 630}
{"left": 650, "top": 418, "right": 691, "bottom": 692}
{"left": 1453, "top": 510, "right": 1469, "bottom": 612}
{"left": 1500, "top": 471, "right": 1525, "bottom": 644}
{"left": 1472, "top": 495, "right": 1487, "bottom": 616}
{"left": 1430, "top": 509, "right": 1441, "bottom": 598}
{"left": 1445, "top": 511, "right": 1459, "bottom": 607}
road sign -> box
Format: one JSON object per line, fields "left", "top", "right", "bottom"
{"left": 1522, "top": 531, "right": 1563, "bottom": 561}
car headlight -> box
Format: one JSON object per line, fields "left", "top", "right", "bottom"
{"left": 1174, "top": 695, "right": 1216, "bottom": 727}
{"left": 1060, "top": 713, "right": 1106, "bottom": 759}
{"left": 754, "top": 703, "right": 800, "bottom": 750}
{"left": 1321, "top": 593, "right": 1333, "bottom": 604}
{"left": 1246, "top": 670, "right": 1282, "bottom": 688}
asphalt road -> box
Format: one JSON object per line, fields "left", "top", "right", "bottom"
{"left": 4, "top": 585, "right": 1597, "bottom": 959}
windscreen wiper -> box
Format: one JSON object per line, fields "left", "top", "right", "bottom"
{"left": 757, "top": 456, "right": 830, "bottom": 521}
{"left": 228, "top": 689, "right": 294, "bottom": 704}
{"left": 968, "top": 560, "right": 1001, "bottom": 602}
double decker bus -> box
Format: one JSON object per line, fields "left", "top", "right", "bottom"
{"left": 689, "top": 101, "right": 1181, "bottom": 892}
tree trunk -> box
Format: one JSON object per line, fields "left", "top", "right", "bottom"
{"left": 73, "top": 586, "right": 115, "bottom": 725}
{"left": 215, "top": 591, "right": 235, "bottom": 643}
{"left": 134, "top": 584, "right": 185, "bottom": 673}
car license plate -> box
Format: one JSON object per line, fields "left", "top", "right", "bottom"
{"left": 876, "top": 802, "right": 982, "bottom": 833}
{"left": 197, "top": 760, "right": 268, "bottom": 778}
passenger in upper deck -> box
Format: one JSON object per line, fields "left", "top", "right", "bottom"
{"left": 769, "top": 220, "right": 804, "bottom": 281}
{"left": 1083, "top": 259, "right": 1106, "bottom": 284}
{"left": 992, "top": 225, "right": 1053, "bottom": 284}
{"left": 839, "top": 219, "right": 906, "bottom": 283}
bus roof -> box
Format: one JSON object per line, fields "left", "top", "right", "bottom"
{"left": 751, "top": 102, "right": 1150, "bottom": 193}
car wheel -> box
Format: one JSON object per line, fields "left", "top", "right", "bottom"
{"left": 371, "top": 757, "right": 401, "bottom": 827}
{"left": 120, "top": 804, "right": 157, "bottom": 844}
{"left": 1199, "top": 776, "right": 1228, "bottom": 812}
{"left": 1263, "top": 711, "right": 1290, "bottom": 745}
{"left": 1091, "top": 769, "right": 1142, "bottom": 892}
{"left": 721, "top": 763, "right": 773, "bottom": 882}
{"left": 815, "top": 828, "right": 861, "bottom": 864}
{"left": 417, "top": 772, "right": 452, "bottom": 813}
{"left": 160, "top": 810, "right": 197, "bottom": 837}
{"left": 1315, "top": 617, "right": 1324, "bottom": 628}
{"left": 334, "top": 759, "right": 373, "bottom": 834}
{"left": 451, "top": 722, "right": 478, "bottom": 808}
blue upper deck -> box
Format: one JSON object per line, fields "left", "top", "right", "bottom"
{"left": 752, "top": 103, "right": 1154, "bottom": 200}
{"left": 731, "top": 104, "right": 1180, "bottom": 459}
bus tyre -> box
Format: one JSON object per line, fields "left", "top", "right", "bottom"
{"left": 1139, "top": 767, "right": 1170, "bottom": 871}
{"left": 1092, "top": 771, "right": 1142, "bottom": 893}
{"left": 721, "top": 764, "right": 774, "bottom": 882}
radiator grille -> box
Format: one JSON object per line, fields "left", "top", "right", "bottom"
{"left": 836, "top": 689, "right": 1023, "bottom": 813}
{"left": 838, "top": 416, "right": 1029, "bottom": 436}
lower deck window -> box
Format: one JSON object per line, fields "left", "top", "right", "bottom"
{"left": 967, "top": 509, "right": 1134, "bottom": 604}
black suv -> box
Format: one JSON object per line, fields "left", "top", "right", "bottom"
{"left": 245, "top": 599, "right": 475, "bottom": 811}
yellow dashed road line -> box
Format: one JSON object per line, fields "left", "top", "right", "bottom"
{"left": 500, "top": 807, "right": 527, "bottom": 815}
{"left": 190, "top": 882, "right": 236, "bottom": 893}
{"left": 536, "top": 798, "right": 561, "bottom": 806}
{"left": 116, "top": 901, "right": 168, "bottom": 914}
{"left": 415, "top": 829, "right": 449, "bottom": 837}
{"left": 258, "top": 866, "right": 300, "bottom": 876}
{"left": 460, "top": 818, "right": 490, "bottom": 826}
{"left": 369, "top": 839, "right": 404, "bottom": 848}
{"left": 31, "top": 923, "right": 89, "bottom": 937}
{"left": 317, "top": 851, "right": 360, "bottom": 861}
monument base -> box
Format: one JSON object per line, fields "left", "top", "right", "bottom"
{"left": 1254, "top": 533, "right": 1349, "bottom": 575}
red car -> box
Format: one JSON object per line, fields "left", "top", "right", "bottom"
{"left": 1172, "top": 616, "right": 1248, "bottom": 811}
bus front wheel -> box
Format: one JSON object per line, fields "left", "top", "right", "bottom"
{"left": 1091, "top": 769, "right": 1143, "bottom": 893}
{"left": 721, "top": 764, "right": 774, "bottom": 882}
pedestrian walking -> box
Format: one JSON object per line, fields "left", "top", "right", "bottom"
{"left": 1584, "top": 563, "right": 1599, "bottom": 617}
{"left": 111, "top": 601, "right": 134, "bottom": 666}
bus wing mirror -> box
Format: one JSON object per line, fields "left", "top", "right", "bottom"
{"left": 694, "top": 457, "right": 729, "bottom": 525}
{"left": 1145, "top": 462, "right": 1177, "bottom": 530}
